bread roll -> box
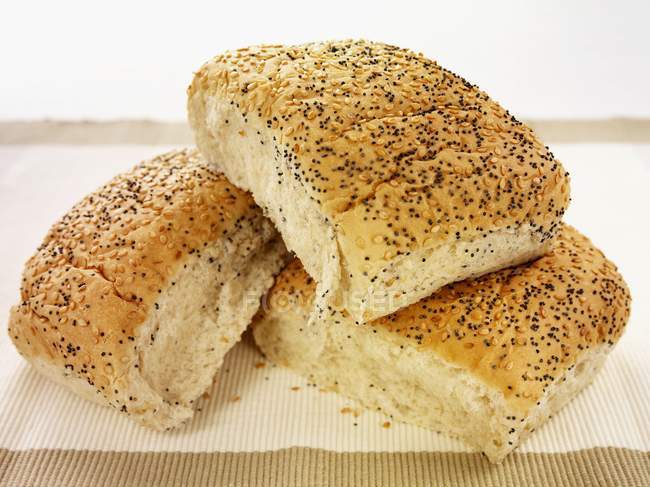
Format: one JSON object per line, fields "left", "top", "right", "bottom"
{"left": 254, "top": 225, "right": 630, "bottom": 462}
{"left": 188, "top": 40, "right": 571, "bottom": 324}
{"left": 8, "top": 149, "right": 288, "bottom": 430}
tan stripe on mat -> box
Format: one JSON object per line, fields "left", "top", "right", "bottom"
{"left": 0, "top": 447, "right": 648, "bottom": 487}
{"left": 0, "top": 121, "right": 193, "bottom": 145}
{"left": 1, "top": 119, "right": 650, "bottom": 145}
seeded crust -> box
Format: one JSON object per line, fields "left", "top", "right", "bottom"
{"left": 8, "top": 149, "right": 288, "bottom": 429}
{"left": 188, "top": 39, "right": 571, "bottom": 323}
{"left": 255, "top": 225, "right": 630, "bottom": 461}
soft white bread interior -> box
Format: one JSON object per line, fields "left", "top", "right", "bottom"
{"left": 8, "top": 149, "right": 289, "bottom": 430}
{"left": 188, "top": 40, "right": 571, "bottom": 323}
{"left": 254, "top": 225, "right": 630, "bottom": 462}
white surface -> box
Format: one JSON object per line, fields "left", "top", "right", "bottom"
{"left": 0, "top": 144, "right": 649, "bottom": 453}
{"left": 2, "top": 0, "right": 650, "bottom": 121}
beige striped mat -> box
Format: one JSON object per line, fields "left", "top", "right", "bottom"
{"left": 1, "top": 447, "right": 648, "bottom": 487}
{"left": 0, "top": 121, "right": 648, "bottom": 486}
{"left": 1, "top": 118, "right": 650, "bottom": 145}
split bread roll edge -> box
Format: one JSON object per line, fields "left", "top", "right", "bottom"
{"left": 188, "top": 39, "right": 571, "bottom": 324}
{"left": 8, "top": 149, "right": 289, "bottom": 430}
{"left": 254, "top": 225, "right": 630, "bottom": 462}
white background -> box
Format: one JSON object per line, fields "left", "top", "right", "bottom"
{"left": 2, "top": 0, "right": 649, "bottom": 121}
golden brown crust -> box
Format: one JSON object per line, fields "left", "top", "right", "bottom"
{"left": 8, "top": 149, "right": 261, "bottom": 414}
{"left": 267, "top": 225, "right": 631, "bottom": 413}
{"left": 189, "top": 40, "right": 570, "bottom": 279}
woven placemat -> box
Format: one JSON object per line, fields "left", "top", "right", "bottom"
{"left": 1, "top": 122, "right": 648, "bottom": 487}
{"left": 2, "top": 119, "right": 650, "bottom": 145}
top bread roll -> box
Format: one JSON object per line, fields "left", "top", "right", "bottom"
{"left": 188, "top": 39, "right": 571, "bottom": 323}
